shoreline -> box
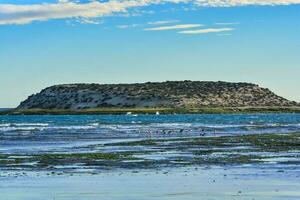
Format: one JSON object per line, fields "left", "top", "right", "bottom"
{"left": 2, "top": 165, "right": 300, "bottom": 200}
{"left": 1, "top": 106, "right": 300, "bottom": 115}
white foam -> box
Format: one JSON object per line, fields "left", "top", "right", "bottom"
{"left": 0, "top": 127, "right": 46, "bottom": 132}
{"left": 0, "top": 123, "right": 10, "bottom": 127}
{"left": 48, "top": 125, "right": 97, "bottom": 130}
{"left": 12, "top": 123, "right": 49, "bottom": 127}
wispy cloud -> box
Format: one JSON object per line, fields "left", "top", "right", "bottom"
{"left": 1, "top": 0, "right": 300, "bottom": 25}
{"left": 145, "top": 24, "right": 203, "bottom": 31}
{"left": 148, "top": 20, "right": 179, "bottom": 25}
{"left": 117, "top": 24, "right": 140, "bottom": 29}
{"left": 76, "top": 18, "right": 102, "bottom": 25}
{"left": 194, "top": 0, "right": 300, "bottom": 7}
{"left": 179, "top": 27, "right": 234, "bottom": 34}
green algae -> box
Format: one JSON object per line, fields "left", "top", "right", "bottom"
{"left": 1, "top": 133, "right": 299, "bottom": 171}
{"left": 37, "top": 152, "right": 130, "bottom": 160}
{"left": 109, "top": 140, "right": 158, "bottom": 146}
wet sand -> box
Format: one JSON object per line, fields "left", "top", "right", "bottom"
{"left": 1, "top": 166, "right": 300, "bottom": 200}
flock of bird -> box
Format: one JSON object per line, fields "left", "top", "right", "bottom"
{"left": 137, "top": 128, "right": 210, "bottom": 137}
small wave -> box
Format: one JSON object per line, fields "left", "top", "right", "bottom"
{"left": 151, "top": 123, "right": 193, "bottom": 127}
{"left": 0, "top": 123, "right": 49, "bottom": 132}
{"left": 196, "top": 124, "right": 256, "bottom": 128}
{"left": 0, "top": 123, "right": 49, "bottom": 127}
{"left": 0, "top": 127, "right": 46, "bottom": 132}
{"left": 0, "top": 124, "right": 96, "bottom": 132}
{"left": 0, "top": 123, "right": 11, "bottom": 127}
{"left": 265, "top": 123, "right": 300, "bottom": 128}
{"left": 90, "top": 123, "right": 100, "bottom": 126}
{"left": 48, "top": 125, "right": 97, "bottom": 130}
{"left": 11, "top": 123, "right": 49, "bottom": 127}
{"left": 193, "top": 123, "right": 300, "bottom": 129}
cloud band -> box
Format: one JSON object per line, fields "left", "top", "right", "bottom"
{"left": 1, "top": 0, "right": 300, "bottom": 25}
{"left": 178, "top": 27, "right": 234, "bottom": 34}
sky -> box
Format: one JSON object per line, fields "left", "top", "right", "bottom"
{"left": 0, "top": 0, "right": 299, "bottom": 107}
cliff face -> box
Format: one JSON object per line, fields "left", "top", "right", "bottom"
{"left": 17, "top": 81, "right": 298, "bottom": 110}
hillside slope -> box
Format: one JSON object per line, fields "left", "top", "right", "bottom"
{"left": 17, "top": 81, "right": 298, "bottom": 110}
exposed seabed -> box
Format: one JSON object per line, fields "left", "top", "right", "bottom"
{"left": 1, "top": 165, "right": 300, "bottom": 200}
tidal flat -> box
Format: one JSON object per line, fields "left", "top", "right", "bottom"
{"left": 1, "top": 132, "right": 300, "bottom": 171}
{"left": 1, "top": 114, "right": 300, "bottom": 199}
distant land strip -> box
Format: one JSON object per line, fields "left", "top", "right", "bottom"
{"left": 1, "top": 107, "right": 300, "bottom": 115}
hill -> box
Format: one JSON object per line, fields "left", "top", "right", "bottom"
{"left": 17, "top": 81, "right": 298, "bottom": 110}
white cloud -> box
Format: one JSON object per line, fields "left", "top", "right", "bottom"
{"left": 1, "top": 0, "right": 300, "bottom": 25}
{"left": 194, "top": 0, "right": 300, "bottom": 7}
{"left": 58, "top": 0, "right": 71, "bottom": 3}
{"left": 144, "top": 24, "right": 203, "bottom": 31}
{"left": 148, "top": 20, "right": 179, "bottom": 25}
{"left": 0, "top": 1, "right": 147, "bottom": 25}
{"left": 76, "top": 17, "right": 102, "bottom": 24}
{"left": 117, "top": 24, "right": 140, "bottom": 29}
{"left": 179, "top": 27, "right": 234, "bottom": 34}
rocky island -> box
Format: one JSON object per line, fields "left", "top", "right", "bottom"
{"left": 5, "top": 81, "right": 300, "bottom": 114}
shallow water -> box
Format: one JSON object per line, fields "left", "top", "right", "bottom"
{"left": 1, "top": 114, "right": 300, "bottom": 199}
{"left": 1, "top": 166, "right": 300, "bottom": 200}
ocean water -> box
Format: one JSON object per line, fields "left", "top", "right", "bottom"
{"left": 1, "top": 113, "right": 300, "bottom": 137}
{"left": 1, "top": 114, "right": 300, "bottom": 148}
{"left": 1, "top": 114, "right": 300, "bottom": 200}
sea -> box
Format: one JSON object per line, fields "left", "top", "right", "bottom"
{"left": 1, "top": 114, "right": 300, "bottom": 200}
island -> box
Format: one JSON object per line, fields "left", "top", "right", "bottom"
{"left": 2, "top": 81, "right": 300, "bottom": 115}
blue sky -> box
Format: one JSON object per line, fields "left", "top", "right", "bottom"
{"left": 0, "top": 0, "right": 300, "bottom": 107}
